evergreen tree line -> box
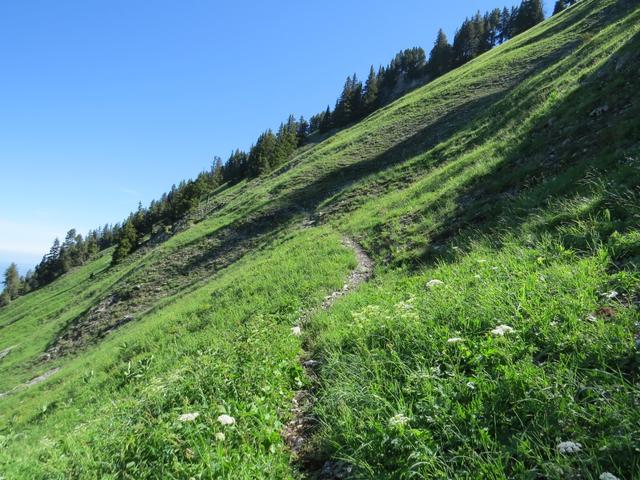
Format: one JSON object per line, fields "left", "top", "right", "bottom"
{"left": 309, "top": 0, "right": 546, "bottom": 134}
{"left": 0, "top": 225, "right": 116, "bottom": 306}
{"left": 1, "top": 0, "right": 552, "bottom": 306}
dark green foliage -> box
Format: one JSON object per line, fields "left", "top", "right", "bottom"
{"left": 274, "top": 115, "right": 299, "bottom": 163}
{"left": 223, "top": 149, "right": 249, "bottom": 182}
{"left": 554, "top": 0, "right": 579, "bottom": 14}
{"left": 362, "top": 65, "right": 380, "bottom": 115}
{"left": 453, "top": 12, "right": 494, "bottom": 66}
{"left": 513, "top": 0, "right": 545, "bottom": 35}
{"left": 111, "top": 221, "right": 140, "bottom": 265}
{"left": 319, "top": 106, "right": 332, "bottom": 133}
{"left": 498, "top": 7, "right": 514, "bottom": 43}
{"left": 0, "top": 290, "right": 10, "bottom": 307}
{"left": 333, "top": 74, "right": 364, "bottom": 127}
{"left": 296, "top": 116, "right": 309, "bottom": 146}
{"left": 428, "top": 29, "right": 454, "bottom": 77}
{"left": 248, "top": 129, "right": 278, "bottom": 177}
{"left": 2, "top": 263, "right": 22, "bottom": 301}
{"left": 483, "top": 8, "right": 503, "bottom": 50}
{"left": 554, "top": 0, "right": 566, "bottom": 14}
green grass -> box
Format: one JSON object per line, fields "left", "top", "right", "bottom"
{"left": 1, "top": 228, "right": 355, "bottom": 478}
{"left": 306, "top": 237, "right": 639, "bottom": 478}
{"left": 1, "top": 0, "right": 639, "bottom": 477}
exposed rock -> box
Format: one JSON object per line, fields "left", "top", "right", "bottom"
{"left": 26, "top": 368, "right": 60, "bottom": 387}
{"left": 0, "top": 345, "right": 17, "bottom": 361}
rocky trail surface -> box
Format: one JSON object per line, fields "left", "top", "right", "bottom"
{"left": 284, "top": 236, "right": 374, "bottom": 479}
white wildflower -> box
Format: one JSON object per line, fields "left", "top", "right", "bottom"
{"left": 388, "top": 413, "right": 410, "bottom": 427}
{"left": 426, "top": 279, "right": 445, "bottom": 288}
{"left": 557, "top": 441, "right": 582, "bottom": 454}
{"left": 396, "top": 301, "right": 413, "bottom": 310}
{"left": 178, "top": 412, "right": 200, "bottom": 422}
{"left": 491, "top": 324, "right": 515, "bottom": 336}
{"left": 217, "top": 414, "right": 236, "bottom": 426}
{"left": 477, "top": 259, "right": 487, "bottom": 263}
{"left": 447, "top": 337, "right": 465, "bottom": 344}
{"left": 291, "top": 326, "right": 302, "bottom": 336}
{"left": 599, "top": 473, "right": 619, "bottom": 480}
{"left": 466, "top": 381, "right": 476, "bottom": 390}
{"left": 215, "top": 432, "right": 226, "bottom": 441}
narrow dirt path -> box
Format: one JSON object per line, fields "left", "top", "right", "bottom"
{"left": 283, "top": 236, "right": 374, "bottom": 479}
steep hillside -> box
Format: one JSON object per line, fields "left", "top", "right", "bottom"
{"left": 1, "top": 0, "right": 639, "bottom": 478}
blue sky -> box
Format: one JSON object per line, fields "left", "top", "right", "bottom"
{"left": 0, "top": 0, "right": 529, "bottom": 271}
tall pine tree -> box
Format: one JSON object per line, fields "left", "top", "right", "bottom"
{"left": 428, "top": 29, "right": 454, "bottom": 77}
{"left": 362, "top": 65, "right": 380, "bottom": 115}
{"left": 3, "top": 263, "right": 22, "bottom": 300}
{"left": 513, "top": 0, "right": 545, "bottom": 36}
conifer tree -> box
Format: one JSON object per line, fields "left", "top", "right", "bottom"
{"left": 333, "top": 75, "right": 357, "bottom": 127}
{"left": 319, "top": 106, "right": 332, "bottom": 133}
{"left": 296, "top": 116, "right": 309, "bottom": 146}
{"left": 553, "top": 0, "right": 577, "bottom": 14}
{"left": 498, "top": 7, "right": 513, "bottom": 43}
{"left": 350, "top": 74, "right": 364, "bottom": 121}
{"left": 362, "top": 65, "right": 380, "bottom": 115}
{"left": 248, "top": 129, "right": 277, "bottom": 176}
{"left": 513, "top": 0, "right": 545, "bottom": 36}
{"left": 112, "top": 221, "right": 139, "bottom": 265}
{"left": 453, "top": 18, "right": 479, "bottom": 66}
{"left": 483, "top": 8, "right": 502, "bottom": 51}
{"left": 0, "top": 290, "right": 9, "bottom": 307}
{"left": 274, "top": 117, "right": 298, "bottom": 166}
{"left": 3, "top": 263, "right": 22, "bottom": 300}
{"left": 428, "top": 29, "right": 454, "bottom": 77}
{"left": 211, "top": 156, "right": 224, "bottom": 186}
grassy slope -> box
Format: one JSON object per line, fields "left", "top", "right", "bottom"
{"left": 1, "top": 0, "right": 639, "bottom": 477}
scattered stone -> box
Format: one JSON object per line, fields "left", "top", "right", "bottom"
{"left": 283, "top": 236, "right": 374, "bottom": 477}
{"left": 426, "top": 279, "right": 445, "bottom": 288}
{"left": 26, "top": 368, "right": 60, "bottom": 387}
{"left": 320, "top": 460, "right": 354, "bottom": 479}
{"left": 600, "top": 473, "right": 620, "bottom": 480}
{"left": 291, "top": 326, "right": 302, "bottom": 336}
{"left": 447, "top": 337, "right": 465, "bottom": 344}
{"left": 0, "top": 345, "right": 17, "bottom": 361}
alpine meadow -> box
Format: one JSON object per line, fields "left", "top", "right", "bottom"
{"left": 1, "top": 0, "right": 639, "bottom": 478}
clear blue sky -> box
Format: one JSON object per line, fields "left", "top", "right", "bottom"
{"left": 0, "top": 0, "right": 530, "bottom": 272}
